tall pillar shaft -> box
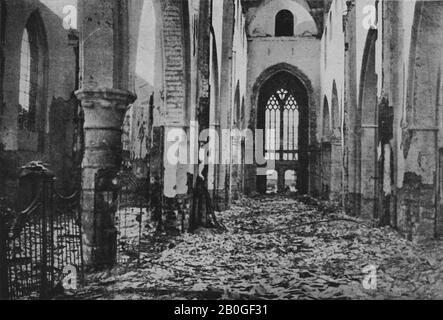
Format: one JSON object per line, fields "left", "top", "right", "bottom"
{"left": 76, "top": 0, "right": 135, "bottom": 266}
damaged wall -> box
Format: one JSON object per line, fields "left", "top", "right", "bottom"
{"left": 322, "top": 0, "right": 443, "bottom": 241}
{"left": 394, "top": 0, "right": 443, "bottom": 241}
{"left": 0, "top": 0, "right": 78, "bottom": 199}
{"left": 245, "top": 0, "right": 321, "bottom": 195}
{"left": 320, "top": 0, "right": 346, "bottom": 201}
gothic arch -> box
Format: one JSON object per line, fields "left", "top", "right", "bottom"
{"left": 18, "top": 9, "right": 48, "bottom": 150}
{"left": 358, "top": 28, "right": 379, "bottom": 219}
{"left": 251, "top": 63, "right": 317, "bottom": 146}
{"left": 359, "top": 29, "right": 378, "bottom": 123}
{"left": 252, "top": 64, "right": 315, "bottom": 194}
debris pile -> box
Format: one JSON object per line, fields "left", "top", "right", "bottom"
{"left": 70, "top": 196, "right": 443, "bottom": 300}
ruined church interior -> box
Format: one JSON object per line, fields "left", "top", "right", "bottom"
{"left": 1, "top": 0, "right": 443, "bottom": 301}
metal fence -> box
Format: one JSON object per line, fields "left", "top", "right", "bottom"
{"left": 115, "top": 171, "right": 148, "bottom": 265}
{"left": 93, "top": 169, "right": 148, "bottom": 267}
{"left": 0, "top": 165, "right": 83, "bottom": 300}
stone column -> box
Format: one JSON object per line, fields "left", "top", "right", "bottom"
{"left": 76, "top": 89, "right": 135, "bottom": 266}
{"left": 76, "top": 0, "right": 135, "bottom": 266}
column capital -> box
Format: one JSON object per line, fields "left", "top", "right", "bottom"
{"left": 75, "top": 87, "right": 136, "bottom": 110}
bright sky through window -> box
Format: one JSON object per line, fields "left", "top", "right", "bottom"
{"left": 19, "top": 29, "right": 31, "bottom": 111}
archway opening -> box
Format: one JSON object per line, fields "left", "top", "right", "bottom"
{"left": 275, "top": 10, "right": 294, "bottom": 37}
{"left": 358, "top": 29, "right": 378, "bottom": 219}
{"left": 256, "top": 71, "right": 309, "bottom": 194}
{"left": 18, "top": 10, "right": 48, "bottom": 152}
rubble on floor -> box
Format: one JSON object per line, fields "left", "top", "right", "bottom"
{"left": 67, "top": 196, "right": 443, "bottom": 300}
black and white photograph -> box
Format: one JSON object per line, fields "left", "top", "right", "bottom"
{"left": 0, "top": 0, "right": 443, "bottom": 307}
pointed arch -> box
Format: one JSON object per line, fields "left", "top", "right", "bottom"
{"left": 253, "top": 65, "right": 314, "bottom": 194}
{"left": 359, "top": 29, "right": 378, "bottom": 123}
{"left": 357, "top": 28, "right": 379, "bottom": 220}
{"left": 18, "top": 9, "right": 48, "bottom": 149}
{"left": 251, "top": 63, "right": 316, "bottom": 147}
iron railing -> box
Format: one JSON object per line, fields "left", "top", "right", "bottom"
{"left": 0, "top": 164, "right": 83, "bottom": 300}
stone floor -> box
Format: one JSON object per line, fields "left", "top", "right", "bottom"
{"left": 66, "top": 195, "right": 443, "bottom": 300}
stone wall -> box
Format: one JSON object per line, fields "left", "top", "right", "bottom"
{"left": 245, "top": 0, "right": 321, "bottom": 195}
{"left": 0, "top": 0, "right": 78, "bottom": 198}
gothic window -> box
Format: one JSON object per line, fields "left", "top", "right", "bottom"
{"left": 18, "top": 11, "right": 47, "bottom": 132}
{"left": 275, "top": 10, "right": 294, "bottom": 37}
{"left": 265, "top": 88, "right": 299, "bottom": 161}
{"left": 18, "top": 28, "right": 35, "bottom": 130}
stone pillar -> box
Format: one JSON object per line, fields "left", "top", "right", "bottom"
{"left": 360, "top": 125, "right": 377, "bottom": 219}
{"left": 343, "top": 1, "right": 360, "bottom": 215}
{"left": 76, "top": 89, "right": 135, "bottom": 266}
{"left": 76, "top": 0, "right": 135, "bottom": 266}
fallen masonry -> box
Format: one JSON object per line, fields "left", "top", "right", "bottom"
{"left": 66, "top": 196, "right": 443, "bottom": 300}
